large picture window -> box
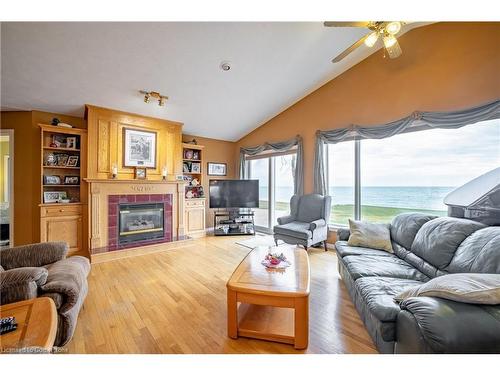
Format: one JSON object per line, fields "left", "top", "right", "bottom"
{"left": 326, "top": 119, "right": 500, "bottom": 225}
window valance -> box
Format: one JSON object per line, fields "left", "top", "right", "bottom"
{"left": 314, "top": 100, "right": 500, "bottom": 195}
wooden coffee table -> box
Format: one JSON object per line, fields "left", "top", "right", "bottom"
{"left": 0, "top": 297, "right": 57, "bottom": 353}
{"left": 227, "top": 246, "right": 310, "bottom": 349}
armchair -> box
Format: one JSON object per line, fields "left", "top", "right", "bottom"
{"left": 0, "top": 242, "right": 90, "bottom": 347}
{"left": 273, "top": 194, "right": 332, "bottom": 250}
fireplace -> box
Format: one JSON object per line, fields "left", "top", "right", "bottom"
{"left": 119, "top": 203, "right": 164, "bottom": 244}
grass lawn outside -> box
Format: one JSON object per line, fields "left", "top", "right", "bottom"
{"left": 259, "top": 200, "right": 445, "bottom": 225}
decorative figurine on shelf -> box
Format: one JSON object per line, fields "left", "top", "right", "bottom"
{"left": 191, "top": 178, "right": 200, "bottom": 187}
{"left": 186, "top": 190, "right": 194, "bottom": 199}
{"left": 111, "top": 163, "right": 118, "bottom": 179}
{"left": 51, "top": 118, "right": 60, "bottom": 126}
{"left": 186, "top": 138, "right": 197, "bottom": 145}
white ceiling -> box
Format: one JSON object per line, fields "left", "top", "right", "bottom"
{"left": 0, "top": 22, "right": 425, "bottom": 141}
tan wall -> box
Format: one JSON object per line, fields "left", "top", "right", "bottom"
{"left": 236, "top": 22, "right": 500, "bottom": 195}
{"left": 0, "top": 110, "right": 85, "bottom": 245}
{"left": 182, "top": 134, "right": 237, "bottom": 227}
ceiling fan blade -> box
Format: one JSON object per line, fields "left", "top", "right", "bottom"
{"left": 323, "top": 21, "right": 371, "bottom": 28}
{"left": 331, "top": 34, "right": 370, "bottom": 63}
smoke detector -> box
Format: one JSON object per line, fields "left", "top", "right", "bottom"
{"left": 220, "top": 61, "right": 231, "bottom": 71}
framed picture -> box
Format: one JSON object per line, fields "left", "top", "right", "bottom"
{"left": 135, "top": 167, "right": 147, "bottom": 179}
{"left": 64, "top": 176, "right": 80, "bottom": 185}
{"left": 123, "top": 128, "right": 157, "bottom": 168}
{"left": 52, "top": 135, "right": 67, "bottom": 148}
{"left": 183, "top": 162, "right": 191, "bottom": 173}
{"left": 207, "top": 162, "right": 227, "bottom": 176}
{"left": 192, "top": 150, "right": 200, "bottom": 160}
{"left": 57, "top": 154, "right": 69, "bottom": 166}
{"left": 43, "top": 175, "right": 61, "bottom": 185}
{"left": 191, "top": 162, "right": 201, "bottom": 173}
{"left": 66, "top": 137, "right": 77, "bottom": 149}
{"left": 43, "top": 191, "right": 67, "bottom": 203}
{"left": 44, "top": 153, "right": 57, "bottom": 166}
{"left": 66, "top": 155, "right": 79, "bottom": 167}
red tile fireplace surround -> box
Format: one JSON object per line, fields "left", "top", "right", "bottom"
{"left": 107, "top": 194, "right": 173, "bottom": 252}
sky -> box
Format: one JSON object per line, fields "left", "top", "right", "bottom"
{"left": 330, "top": 119, "right": 500, "bottom": 187}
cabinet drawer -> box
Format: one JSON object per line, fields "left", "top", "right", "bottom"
{"left": 185, "top": 199, "right": 205, "bottom": 207}
{"left": 41, "top": 204, "right": 82, "bottom": 217}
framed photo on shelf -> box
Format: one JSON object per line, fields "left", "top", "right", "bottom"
{"left": 66, "top": 137, "right": 77, "bottom": 149}
{"left": 183, "top": 162, "right": 191, "bottom": 173}
{"left": 43, "top": 175, "right": 61, "bottom": 185}
{"left": 57, "top": 154, "right": 69, "bottom": 166}
{"left": 66, "top": 155, "right": 79, "bottom": 167}
{"left": 43, "top": 191, "right": 67, "bottom": 204}
{"left": 64, "top": 176, "right": 80, "bottom": 185}
{"left": 135, "top": 167, "right": 147, "bottom": 179}
{"left": 191, "top": 162, "right": 201, "bottom": 173}
{"left": 123, "top": 128, "right": 157, "bottom": 168}
{"left": 52, "top": 135, "right": 67, "bottom": 148}
{"left": 207, "top": 162, "right": 227, "bottom": 176}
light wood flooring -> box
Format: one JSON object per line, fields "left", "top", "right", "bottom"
{"left": 64, "top": 236, "right": 378, "bottom": 353}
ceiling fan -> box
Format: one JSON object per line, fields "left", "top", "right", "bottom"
{"left": 324, "top": 21, "right": 405, "bottom": 63}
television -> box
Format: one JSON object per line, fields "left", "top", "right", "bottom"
{"left": 209, "top": 180, "right": 259, "bottom": 209}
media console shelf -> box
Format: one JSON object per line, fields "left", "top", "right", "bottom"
{"left": 213, "top": 211, "right": 255, "bottom": 236}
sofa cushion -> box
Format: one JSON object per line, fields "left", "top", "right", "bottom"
{"left": 394, "top": 273, "right": 500, "bottom": 305}
{"left": 445, "top": 227, "right": 500, "bottom": 274}
{"left": 341, "top": 255, "right": 429, "bottom": 282}
{"left": 356, "top": 277, "right": 424, "bottom": 322}
{"left": 390, "top": 213, "right": 437, "bottom": 250}
{"left": 347, "top": 220, "right": 393, "bottom": 253}
{"left": 410, "top": 217, "right": 486, "bottom": 270}
{"left": 335, "top": 241, "right": 394, "bottom": 258}
{"left": 273, "top": 222, "right": 312, "bottom": 240}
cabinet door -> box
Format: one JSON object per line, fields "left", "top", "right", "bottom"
{"left": 186, "top": 208, "right": 205, "bottom": 233}
{"left": 41, "top": 215, "right": 82, "bottom": 255}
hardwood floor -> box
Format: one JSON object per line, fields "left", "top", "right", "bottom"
{"left": 64, "top": 236, "right": 378, "bottom": 353}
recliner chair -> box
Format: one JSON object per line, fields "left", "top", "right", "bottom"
{"left": 273, "top": 194, "right": 332, "bottom": 250}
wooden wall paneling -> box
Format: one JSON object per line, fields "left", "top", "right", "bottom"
{"left": 97, "top": 119, "right": 110, "bottom": 174}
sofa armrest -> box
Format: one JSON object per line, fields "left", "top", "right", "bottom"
{"left": 277, "top": 215, "right": 295, "bottom": 225}
{"left": 396, "top": 296, "right": 500, "bottom": 353}
{"left": 309, "top": 219, "right": 326, "bottom": 232}
{"left": 40, "top": 256, "right": 90, "bottom": 312}
{"left": 0, "top": 242, "right": 68, "bottom": 270}
{"left": 337, "top": 228, "right": 350, "bottom": 241}
{"left": 0, "top": 267, "right": 48, "bottom": 304}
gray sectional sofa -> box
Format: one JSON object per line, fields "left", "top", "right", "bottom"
{"left": 336, "top": 213, "right": 500, "bottom": 353}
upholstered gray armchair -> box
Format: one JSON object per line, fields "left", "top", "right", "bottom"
{"left": 273, "top": 194, "right": 332, "bottom": 250}
{"left": 0, "top": 242, "right": 90, "bottom": 347}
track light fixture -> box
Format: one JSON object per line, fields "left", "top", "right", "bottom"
{"left": 140, "top": 90, "right": 168, "bottom": 107}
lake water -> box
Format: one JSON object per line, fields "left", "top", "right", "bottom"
{"left": 260, "top": 186, "right": 454, "bottom": 210}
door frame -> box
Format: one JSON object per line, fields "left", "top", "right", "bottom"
{"left": 0, "top": 129, "right": 14, "bottom": 247}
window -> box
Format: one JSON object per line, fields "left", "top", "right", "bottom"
{"left": 326, "top": 119, "right": 500, "bottom": 225}
{"left": 326, "top": 141, "right": 355, "bottom": 225}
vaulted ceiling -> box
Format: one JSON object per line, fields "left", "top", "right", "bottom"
{"left": 1, "top": 22, "right": 425, "bottom": 141}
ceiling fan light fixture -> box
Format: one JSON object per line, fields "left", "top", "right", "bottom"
{"left": 383, "top": 35, "right": 402, "bottom": 59}
{"left": 364, "top": 31, "right": 379, "bottom": 47}
{"left": 385, "top": 21, "right": 402, "bottom": 35}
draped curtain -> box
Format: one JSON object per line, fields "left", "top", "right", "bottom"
{"left": 239, "top": 135, "right": 304, "bottom": 196}
{"left": 314, "top": 100, "right": 500, "bottom": 195}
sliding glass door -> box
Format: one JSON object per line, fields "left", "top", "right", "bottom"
{"left": 248, "top": 158, "right": 269, "bottom": 229}
{"left": 246, "top": 152, "right": 296, "bottom": 233}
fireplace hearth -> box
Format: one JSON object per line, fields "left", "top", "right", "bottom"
{"left": 119, "top": 203, "right": 164, "bottom": 244}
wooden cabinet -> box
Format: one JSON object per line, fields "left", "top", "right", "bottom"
{"left": 40, "top": 204, "right": 83, "bottom": 256}
{"left": 185, "top": 198, "right": 206, "bottom": 237}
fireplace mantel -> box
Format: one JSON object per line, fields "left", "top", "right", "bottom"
{"left": 85, "top": 178, "right": 186, "bottom": 256}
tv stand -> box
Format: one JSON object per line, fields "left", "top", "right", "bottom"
{"left": 213, "top": 210, "right": 255, "bottom": 236}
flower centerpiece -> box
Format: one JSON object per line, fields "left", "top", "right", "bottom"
{"left": 261, "top": 251, "right": 291, "bottom": 269}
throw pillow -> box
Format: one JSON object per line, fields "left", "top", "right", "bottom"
{"left": 347, "top": 219, "right": 393, "bottom": 253}
{"left": 394, "top": 273, "right": 500, "bottom": 305}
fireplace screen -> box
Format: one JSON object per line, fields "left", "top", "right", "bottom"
{"left": 118, "top": 203, "right": 164, "bottom": 244}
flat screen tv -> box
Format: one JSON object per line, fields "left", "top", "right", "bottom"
{"left": 209, "top": 179, "right": 259, "bottom": 209}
